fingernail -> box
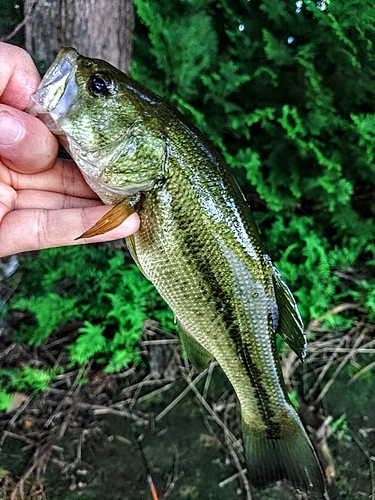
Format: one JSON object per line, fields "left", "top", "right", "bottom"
{"left": 0, "top": 111, "right": 23, "bottom": 145}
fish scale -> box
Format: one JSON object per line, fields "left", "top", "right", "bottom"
{"left": 133, "top": 128, "right": 301, "bottom": 436}
{"left": 29, "top": 47, "right": 327, "bottom": 498}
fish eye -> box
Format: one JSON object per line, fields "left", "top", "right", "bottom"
{"left": 88, "top": 72, "right": 113, "bottom": 97}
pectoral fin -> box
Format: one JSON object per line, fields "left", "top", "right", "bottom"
{"left": 76, "top": 198, "right": 138, "bottom": 240}
{"left": 177, "top": 320, "right": 212, "bottom": 372}
{"left": 272, "top": 271, "right": 306, "bottom": 361}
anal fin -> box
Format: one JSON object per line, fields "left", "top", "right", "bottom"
{"left": 125, "top": 234, "right": 148, "bottom": 279}
{"left": 177, "top": 320, "right": 212, "bottom": 372}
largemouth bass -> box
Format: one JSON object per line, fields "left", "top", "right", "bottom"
{"left": 29, "top": 48, "right": 326, "bottom": 497}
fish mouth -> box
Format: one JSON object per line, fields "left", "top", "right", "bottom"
{"left": 27, "top": 48, "right": 79, "bottom": 133}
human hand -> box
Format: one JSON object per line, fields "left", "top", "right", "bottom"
{"left": 0, "top": 42, "right": 140, "bottom": 258}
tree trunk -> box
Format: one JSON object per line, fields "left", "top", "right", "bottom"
{"left": 24, "top": 0, "right": 134, "bottom": 73}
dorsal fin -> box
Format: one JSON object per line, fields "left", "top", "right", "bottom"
{"left": 272, "top": 272, "right": 306, "bottom": 361}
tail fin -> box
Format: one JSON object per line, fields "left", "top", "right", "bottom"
{"left": 242, "top": 413, "right": 326, "bottom": 499}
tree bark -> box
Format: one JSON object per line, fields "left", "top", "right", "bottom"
{"left": 24, "top": 0, "right": 134, "bottom": 73}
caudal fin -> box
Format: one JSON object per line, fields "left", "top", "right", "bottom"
{"left": 242, "top": 414, "right": 326, "bottom": 499}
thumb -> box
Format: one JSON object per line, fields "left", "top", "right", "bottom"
{"left": 0, "top": 105, "right": 58, "bottom": 173}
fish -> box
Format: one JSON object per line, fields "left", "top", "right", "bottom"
{"left": 28, "top": 47, "right": 327, "bottom": 498}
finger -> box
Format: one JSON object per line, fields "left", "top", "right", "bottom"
{"left": 0, "top": 105, "right": 58, "bottom": 173}
{"left": 0, "top": 207, "right": 140, "bottom": 258}
{"left": 0, "top": 183, "right": 15, "bottom": 221}
{"left": 14, "top": 190, "right": 102, "bottom": 210}
{"left": 0, "top": 42, "right": 41, "bottom": 110}
{"left": 1, "top": 158, "right": 98, "bottom": 199}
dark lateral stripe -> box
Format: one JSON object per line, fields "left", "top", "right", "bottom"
{"left": 237, "top": 344, "right": 281, "bottom": 440}
{"left": 169, "top": 192, "right": 281, "bottom": 440}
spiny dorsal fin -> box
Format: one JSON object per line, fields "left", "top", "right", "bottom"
{"left": 272, "top": 271, "right": 306, "bottom": 361}
{"left": 75, "top": 198, "right": 137, "bottom": 240}
{"left": 177, "top": 320, "right": 212, "bottom": 372}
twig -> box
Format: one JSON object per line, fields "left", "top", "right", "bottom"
{"left": 115, "top": 367, "right": 136, "bottom": 379}
{"left": 131, "top": 421, "right": 160, "bottom": 500}
{"left": 77, "top": 432, "right": 83, "bottom": 461}
{"left": 141, "top": 339, "right": 179, "bottom": 346}
{"left": 136, "top": 380, "right": 177, "bottom": 404}
{"left": 0, "top": 430, "right": 34, "bottom": 446}
{"left": 120, "top": 377, "right": 177, "bottom": 398}
{"left": 8, "top": 394, "right": 34, "bottom": 427}
{"left": 88, "top": 406, "right": 148, "bottom": 425}
{"left": 348, "top": 428, "right": 375, "bottom": 500}
{"left": 219, "top": 393, "right": 251, "bottom": 496}
{"left": 315, "top": 330, "right": 366, "bottom": 403}
{"left": 306, "top": 334, "right": 347, "bottom": 400}
{"left": 349, "top": 359, "right": 375, "bottom": 384}
{"left": 203, "top": 361, "right": 217, "bottom": 400}
{"left": 187, "top": 377, "right": 241, "bottom": 451}
{"left": 44, "top": 364, "right": 88, "bottom": 428}
{"left": 310, "top": 347, "right": 375, "bottom": 354}
{"left": 305, "top": 303, "right": 363, "bottom": 333}
{"left": 227, "top": 445, "right": 252, "bottom": 500}
{"left": 129, "top": 373, "right": 152, "bottom": 410}
{"left": 10, "top": 440, "right": 53, "bottom": 500}
{"left": 308, "top": 336, "right": 375, "bottom": 355}
{"left": 0, "top": 5, "right": 35, "bottom": 43}
{"left": 0, "top": 342, "right": 16, "bottom": 361}
{"left": 155, "top": 368, "right": 209, "bottom": 422}
{"left": 218, "top": 469, "right": 247, "bottom": 487}
{"left": 162, "top": 449, "right": 180, "bottom": 498}
{"left": 45, "top": 334, "right": 81, "bottom": 349}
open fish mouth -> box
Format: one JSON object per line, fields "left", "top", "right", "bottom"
{"left": 27, "top": 48, "right": 79, "bottom": 134}
{"left": 27, "top": 48, "right": 154, "bottom": 204}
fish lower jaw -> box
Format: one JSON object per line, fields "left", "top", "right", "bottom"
{"left": 27, "top": 101, "right": 43, "bottom": 117}
{"left": 26, "top": 101, "right": 60, "bottom": 133}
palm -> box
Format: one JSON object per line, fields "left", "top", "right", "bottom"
{"left": 0, "top": 42, "right": 139, "bottom": 258}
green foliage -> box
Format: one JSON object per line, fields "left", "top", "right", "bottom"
{"left": 12, "top": 293, "right": 79, "bottom": 345}
{"left": 364, "top": 287, "right": 375, "bottom": 321}
{"left": 15, "top": 366, "right": 56, "bottom": 391}
{"left": 0, "top": 366, "right": 58, "bottom": 410}
{"left": 331, "top": 414, "right": 351, "bottom": 441}
{"left": 354, "top": 279, "right": 375, "bottom": 321}
{"left": 132, "top": 0, "right": 218, "bottom": 100}
{"left": 8, "top": 246, "right": 175, "bottom": 374}
{"left": 0, "top": 391, "right": 12, "bottom": 411}
{"left": 69, "top": 322, "right": 107, "bottom": 366}
{"left": 288, "top": 390, "right": 299, "bottom": 411}
{"left": 132, "top": 0, "right": 375, "bottom": 322}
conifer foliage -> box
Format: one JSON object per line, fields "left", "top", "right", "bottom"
{"left": 132, "top": 0, "right": 375, "bottom": 319}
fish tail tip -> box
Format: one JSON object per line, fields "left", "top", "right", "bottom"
{"left": 242, "top": 417, "right": 326, "bottom": 498}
